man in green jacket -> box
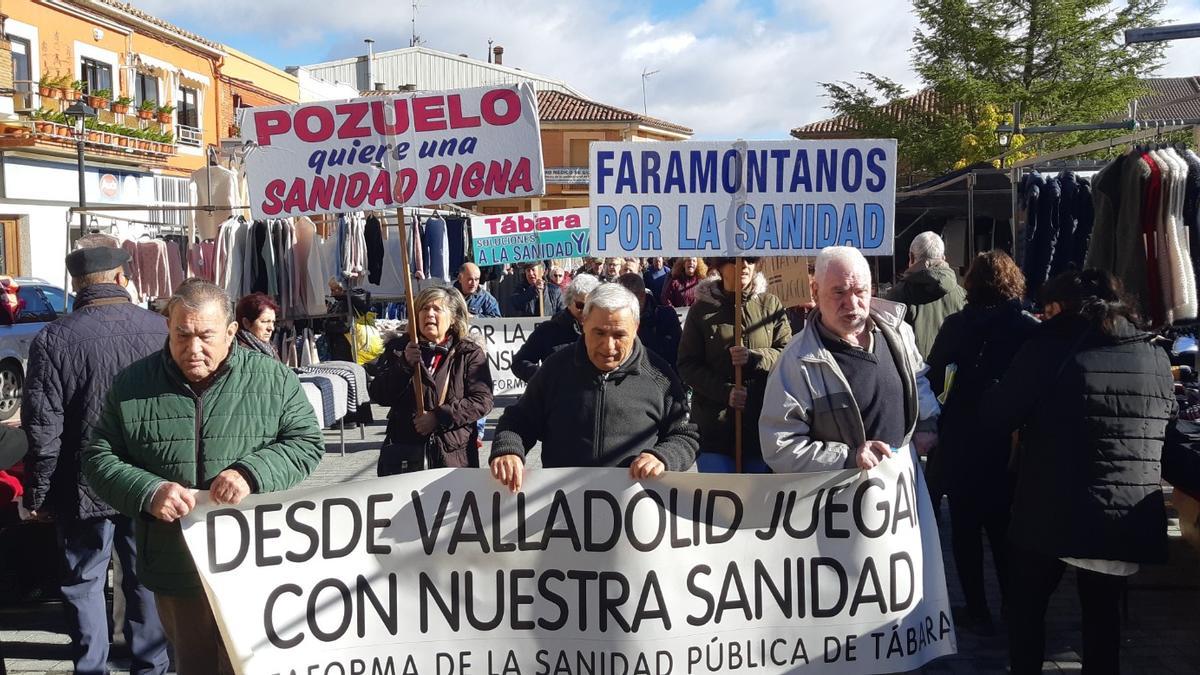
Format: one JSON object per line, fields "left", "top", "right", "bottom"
{"left": 83, "top": 280, "right": 324, "bottom": 675}
{"left": 887, "top": 231, "right": 966, "bottom": 359}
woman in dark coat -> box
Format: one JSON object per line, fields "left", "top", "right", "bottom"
{"left": 925, "top": 250, "right": 1038, "bottom": 634}
{"left": 369, "top": 286, "right": 494, "bottom": 473}
{"left": 982, "top": 269, "right": 1175, "bottom": 674}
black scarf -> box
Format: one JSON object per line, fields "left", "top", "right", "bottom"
{"left": 236, "top": 329, "right": 277, "bottom": 358}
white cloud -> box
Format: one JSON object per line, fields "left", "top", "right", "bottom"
{"left": 1160, "top": 1, "right": 1200, "bottom": 77}
{"left": 132, "top": 0, "right": 922, "bottom": 138}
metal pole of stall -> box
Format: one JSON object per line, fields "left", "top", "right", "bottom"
{"left": 967, "top": 171, "right": 976, "bottom": 261}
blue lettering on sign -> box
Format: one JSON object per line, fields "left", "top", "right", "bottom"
{"left": 596, "top": 151, "right": 615, "bottom": 194}
{"left": 862, "top": 203, "right": 886, "bottom": 248}
{"left": 691, "top": 151, "right": 718, "bottom": 193}
{"left": 747, "top": 150, "right": 768, "bottom": 193}
{"left": 665, "top": 152, "right": 686, "bottom": 193}
{"left": 616, "top": 153, "right": 638, "bottom": 193}
{"left": 641, "top": 152, "right": 662, "bottom": 194}
{"left": 804, "top": 203, "right": 816, "bottom": 248}
{"left": 837, "top": 205, "right": 861, "bottom": 247}
{"left": 642, "top": 205, "right": 662, "bottom": 250}
{"left": 735, "top": 204, "right": 756, "bottom": 249}
{"left": 790, "top": 150, "right": 812, "bottom": 192}
{"left": 618, "top": 205, "right": 640, "bottom": 250}
{"left": 596, "top": 205, "right": 617, "bottom": 251}
{"left": 758, "top": 204, "right": 779, "bottom": 250}
{"left": 816, "top": 204, "right": 838, "bottom": 247}
{"left": 842, "top": 148, "right": 863, "bottom": 191}
{"left": 866, "top": 147, "right": 888, "bottom": 192}
{"left": 697, "top": 205, "right": 720, "bottom": 250}
{"left": 816, "top": 149, "right": 838, "bottom": 192}
{"left": 678, "top": 205, "right": 696, "bottom": 250}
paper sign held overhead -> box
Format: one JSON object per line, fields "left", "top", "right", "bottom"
{"left": 241, "top": 84, "right": 545, "bottom": 220}
{"left": 589, "top": 139, "right": 897, "bottom": 257}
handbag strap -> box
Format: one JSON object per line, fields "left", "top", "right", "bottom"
{"left": 432, "top": 345, "right": 458, "bottom": 407}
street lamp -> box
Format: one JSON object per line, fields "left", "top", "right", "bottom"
{"left": 64, "top": 100, "right": 96, "bottom": 246}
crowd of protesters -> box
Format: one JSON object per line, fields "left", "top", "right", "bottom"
{"left": 1, "top": 233, "right": 1198, "bottom": 675}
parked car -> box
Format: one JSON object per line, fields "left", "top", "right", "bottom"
{"left": 0, "top": 279, "right": 74, "bottom": 421}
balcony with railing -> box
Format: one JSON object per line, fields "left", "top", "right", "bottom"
{"left": 2, "top": 81, "right": 180, "bottom": 161}
{"left": 175, "top": 123, "right": 201, "bottom": 147}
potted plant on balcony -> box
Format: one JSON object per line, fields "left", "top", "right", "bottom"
{"left": 37, "top": 74, "right": 58, "bottom": 99}
{"left": 137, "top": 99, "right": 156, "bottom": 121}
{"left": 86, "top": 88, "right": 111, "bottom": 110}
{"left": 156, "top": 104, "right": 174, "bottom": 125}
{"left": 31, "top": 109, "right": 51, "bottom": 134}
{"left": 83, "top": 117, "right": 100, "bottom": 143}
{"left": 64, "top": 80, "right": 83, "bottom": 102}
{"left": 111, "top": 96, "right": 133, "bottom": 115}
{"left": 161, "top": 131, "right": 174, "bottom": 153}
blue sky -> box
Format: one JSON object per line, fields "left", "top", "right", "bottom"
{"left": 135, "top": 0, "right": 1200, "bottom": 140}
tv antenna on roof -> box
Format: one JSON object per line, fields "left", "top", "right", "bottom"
{"left": 410, "top": 0, "right": 422, "bottom": 47}
{"left": 641, "top": 67, "right": 660, "bottom": 115}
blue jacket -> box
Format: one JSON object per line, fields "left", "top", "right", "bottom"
{"left": 21, "top": 283, "right": 168, "bottom": 519}
{"left": 454, "top": 283, "right": 501, "bottom": 318}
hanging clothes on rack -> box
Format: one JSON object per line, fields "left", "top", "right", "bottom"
{"left": 365, "top": 214, "right": 384, "bottom": 285}
{"left": 1085, "top": 145, "right": 1200, "bottom": 324}
{"left": 189, "top": 165, "right": 241, "bottom": 241}
{"left": 422, "top": 214, "right": 450, "bottom": 282}
{"left": 295, "top": 216, "right": 330, "bottom": 316}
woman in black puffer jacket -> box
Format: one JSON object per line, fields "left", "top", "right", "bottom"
{"left": 982, "top": 269, "right": 1175, "bottom": 675}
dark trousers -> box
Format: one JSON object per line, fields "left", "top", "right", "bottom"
{"left": 57, "top": 515, "right": 169, "bottom": 675}
{"left": 1008, "top": 547, "right": 1127, "bottom": 675}
{"left": 156, "top": 593, "right": 235, "bottom": 675}
{"left": 949, "top": 494, "right": 1010, "bottom": 619}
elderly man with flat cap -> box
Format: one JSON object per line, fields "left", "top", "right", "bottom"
{"left": 21, "top": 246, "right": 171, "bottom": 674}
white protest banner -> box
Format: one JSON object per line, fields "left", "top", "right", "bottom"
{"left": 589, "top": 140, "right": 896, "bottom": 257}
{"left": 242, "top": 84, "right": 545, "bottom": 220}
{"left": 182, "top": 453, "right": 956, "bottom": 675}
{"left": 471, "top": 208, "right": 590, "bottom": 266}
{"left": 467, "top": 316, "right": 547, "bottom": 396}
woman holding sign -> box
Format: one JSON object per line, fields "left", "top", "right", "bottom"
{"left": 368, "top": 287, "right": 494, "bottom": 473}
{"left": 678, "top": 257, "right": 791, "bottom": 473}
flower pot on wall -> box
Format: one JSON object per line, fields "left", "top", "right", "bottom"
{"left": 137, "top": 110, "right": 154, "bottom": 121}
{"left": 156, "top": 112, "right": 171, "bottom": 124}
{"left": 111, "top": 103, "right": 129, "bottom": 114}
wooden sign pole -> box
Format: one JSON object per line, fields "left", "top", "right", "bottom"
{"left": 396, "top": 207, "right": 425, "bottom": 413}
{"left": 733, "top": 257, "right": 745, "bottom": 473}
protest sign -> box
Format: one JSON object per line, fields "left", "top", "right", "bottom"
{"left": 471, "top": 208, "right": 590, "bottom": 266}
{"left": 242, "top": 84, "right": 545, "bottom": 220}
{"left": 468, "top": 316, "right": 548, "bottom": 396}
{"left": 589, "top": 139, "right": 896, "bottom": 257}
{"left": 182, "top": 453, "right": 956, "bottom": 675}
{"left": 760, "top": 257, "right": 812, "bottom": 307}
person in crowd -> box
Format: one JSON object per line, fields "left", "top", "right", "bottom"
{"left": 980, "top": 269, "right": 1174, "bottom": 673}
{"left": 678, "top": 257, "right": 791, "bottom": 473}
{"left": 575, "top": 258, "right": 601, "bottom": 277}
{"left": 760, "top": 246, "right": 940, "bottom": 472}
{"left": 601, "top": 257, "right": 624, "bottom": 282}
{"left": 644, "top": 256, "right": 669, "bottom": 300}
{"left": 616, "top": 272, "right": 682, "bottom": 371}
{"left": 924, "top": 250, "right": 1039, "bottom": 635}
{"left": 547, "top": 264, "right": 568, "bottom": 289}
{"left": 512, "top": 274, "right": 600, "bottom": 382}
{"left": 489, "top": 284, "right": 698, "bottom": 491}
{"left": 661, "top": 257, "right": 708, "bottom": 308}
{"left": 510, "top": 261, "right": 565, "bottom": 317}
{"left": 369, "top": 286, "right": 494, "bottom": 473}
{"left": 326, "top": 280, "right": 371, "bottom": 361}
{"left": 887, "top": 231, "right": 967, "bottom": 359}
{"left": 83, "top": 280, "right": 324, "bottom": 675}
{"left": 454, "top": 262, "right": 501, "bottom": 318}
{"left": 493, "top": 264, "right": 522, "bottom": 317}
{"left": 19, "top": 247, "right": 171, "bottom": 675}
{"left": 235, "top": 292, "right": 279, "bottom": 358}
{"left": 620, "top": 258, "right": 642, "bottom": 276}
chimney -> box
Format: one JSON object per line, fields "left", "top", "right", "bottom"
{"left": 374, "top": 82, "right": 385, "bottom": 91}
{"left": 492, "top": 45, "right": 504, "bottom": 66}
{"left": 363, "top": 38, "right": 375, "bottom": 92}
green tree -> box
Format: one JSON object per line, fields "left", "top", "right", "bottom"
{"left": 820, "top": 0, "right": 1166, "bottom": 182}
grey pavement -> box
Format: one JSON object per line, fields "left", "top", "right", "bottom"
{"left": 2, "top": 402, "right": 1198, "bottom": 673}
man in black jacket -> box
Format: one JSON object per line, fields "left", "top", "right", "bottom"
{"left": 21, "top": 247, "right": 170, "bottom": 675}
{"left": 490, "top": 283, "right": 698, "bottom": 491}
{"left": 511, "top": 273, "right": 599, "bottom": 382}
{"left": 509, "top": 262, "right": 565, "bottom": 317}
